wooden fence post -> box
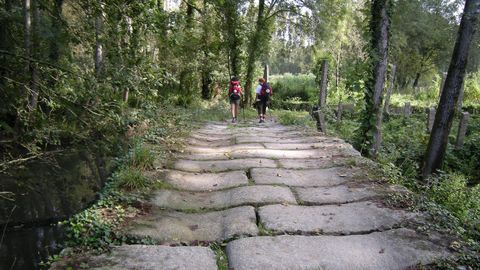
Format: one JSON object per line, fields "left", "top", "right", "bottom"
{"left": 455, "top": 112, "right": 469, "bottom": 149}
{"left": 311, "top": 105, "right": 326, "bottom": 133}
{"left": 403, "top": 102, "right": 411, "bottom": 117}
{"left": 337, "top": 103, "right": 343, "bottom": 121}
{"left": 457, "top": 83, "right": 464, "bottom": 114}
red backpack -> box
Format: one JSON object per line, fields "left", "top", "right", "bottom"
{"left": 229, "top": 81, "right": 242, "bottom": 100}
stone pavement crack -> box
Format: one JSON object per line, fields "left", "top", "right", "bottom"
{"left": 83, "top": 120, "right": 452, "bottom": 270}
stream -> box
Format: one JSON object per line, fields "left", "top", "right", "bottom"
{"left": 0, "top": 149, "right": 112, "bottom": 270}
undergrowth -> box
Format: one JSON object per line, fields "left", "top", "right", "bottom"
{"left": 49, "top": 102, "right": 206, "bottom": 268}
{"left": 325, "top": 112, "right": 480, "bottom": 268}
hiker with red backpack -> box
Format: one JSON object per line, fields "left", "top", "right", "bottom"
{"left": 228, "top": 77, "right": 243, "bottom": 123}
{"left": 255, "top": 78, "right": 272, "bottom": 123}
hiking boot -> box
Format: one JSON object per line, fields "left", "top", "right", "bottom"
{"left": 232, "top": 118, "right": 236, "bottom": 123}
{"left": 259, "top": 119, "right": 264, "bottom": 123}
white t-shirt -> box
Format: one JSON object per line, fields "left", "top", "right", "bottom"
{"left": 255, "top": 84, "right": 262, "bottom": 94}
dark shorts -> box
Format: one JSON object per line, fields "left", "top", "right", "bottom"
{"left": 256, "top": 96, "right": 268, "bottom": 114}
{"left": 230, "top": 98, "right": 240, "bottom": 105}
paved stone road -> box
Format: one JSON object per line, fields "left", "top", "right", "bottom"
{"left": 88, "top": 120, "right": 450, "bottom": 270}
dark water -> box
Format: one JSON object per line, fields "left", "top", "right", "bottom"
{"left": 0, "top": 149, "right": 112, "bottom": 270}
{"left": 0, "top": 224, "right": 65, "bottom": 270}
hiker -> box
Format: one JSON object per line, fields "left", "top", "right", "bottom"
{"left": 255, "top": 78, "right": 272, "bottom": 123}
{"left": 228, "top": 77, "right": 242, "bottom": 123}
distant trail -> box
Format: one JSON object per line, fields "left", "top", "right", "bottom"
{"left": 85, "top": 120, "right": 451, "bottom": 270}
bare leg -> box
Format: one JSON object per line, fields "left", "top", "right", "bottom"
{"left": 231, "top": 103, "right": 235, "bottom": 118}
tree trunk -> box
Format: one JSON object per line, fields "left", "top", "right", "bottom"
{"left": 223, "top": 0, "right": 242, "bottom": 78}
{"left": 422, "top": 0, "right": 480, "bottom": 179}
{"left": 0, "top": 0, "right": 12, "bottom": 88}
{"left": 94, "top": 0, "right": 104, "bottom": 78}
{"left": 201, "top": 69, "right": 212, "bottom": 100}
{"left": 49, "top": 0, "right": 64, "bottom": 63}
{"left": 359, "top": 0, "right": 391, "bottom": 157}
{"left": 318, "top": 60, "right": 328, "bottom": 108}
{"left": 439, "top": 71, "right": 447, "bottom": 97}
{"left": 28, "top": 0, "right": 40, "bottom": 111}
{"left": 201, "top": 0, "right": 212, "bottom": 100}
{"left": 383, "top": 64, "right": 396, "bottom": 115}
{"left": 23, "top": 0, "right": 31, "bottom": 80}
{"left": 244, "top": 0, "right": 265, "bottom": 106}
{"left": 263, "top": 63, "right": 269, "bottom": 82}
{"left": 335, "top": 52, "right": 340, "bottom": 90}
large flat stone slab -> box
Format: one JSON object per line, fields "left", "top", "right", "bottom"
{"left": 186, "top": 143, "right": 265, "bottom": 154}
{"left": 151, "top": 185, "right": 297, "bottom": 210}
{"left": 278, "top": 157, "right": 355, "bottom": 169}
{"left": 130, "top": 206, "right": 258, "bottom": 243}
{"left": 236, "top": 136, "right": 327, "bottom": 144}
{"left": 264, "top": 141, "right": 353, "bottom": 150}
{"left": 258, "top": 202, "right": 414, "bottom": 234}
{"left": 160, "top": 170, "right": 248, "bottom": 191}
{"left": 87, "top": 245, "right": 217, "bottom": 270}
{"left": 187, "top": 137, "right": 233, "bottom": 147}
{"left": 190, "top": 133, "right": 235, "bottom": 142}
{"left": 295, "top": 186, "right": 378, "bottom": 205}
{"left": 226, "top": 229, "right": 449, "bottom": 270}
{"left": 184, "top": 149, "right": 343, "bottom": 160}
{"left": 174, "top": 158, "right": 277, "bottom": 172}
{"left": 250, "top": 167, "right": 353, "bottom": 187}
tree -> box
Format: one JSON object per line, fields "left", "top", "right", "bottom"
{"left": 218, "top": 0, "right": 245, "bottom": 78}
{"left": 94, "top": 0, "right": 104, "bottom": 78}
{"left": 357, "top": 0, "right": 392, "bottom": 157}
{"left": 390, "top": 0, "right": 459, "bottom": 90}
{"left": 28, "top": 0, "right": 39, "bottom": 111}
{"left": 244, "top": 0, "right": 266, "bottom": 106}
{"left": 244, "top": 0, "right": 292, "bottom": 105}
{"left": 422, "top": 0, "right": 480, "bottom": 178}
{"left": 0, "top": 0, "right": 12, "bottom": 89}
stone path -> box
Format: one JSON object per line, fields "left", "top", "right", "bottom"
{"left": 87, "top": 120, "right": 451, "bottom": 270}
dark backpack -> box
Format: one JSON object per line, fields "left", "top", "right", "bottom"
{"left": 260, "top": 83, "right": 272, "bottom": 97}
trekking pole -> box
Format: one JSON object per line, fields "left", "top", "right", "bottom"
{"left": 242, "top": 99, "right": 245, "bottom": 122}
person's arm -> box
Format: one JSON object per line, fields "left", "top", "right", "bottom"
{"left": 255, "top": 85, "right": 261, "bottom": 100}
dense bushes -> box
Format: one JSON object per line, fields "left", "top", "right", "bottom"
{"left": 270, "top": 74, "right": 318, "bottom": 102}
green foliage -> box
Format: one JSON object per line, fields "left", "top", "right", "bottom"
{"left": 62, "top": 200, "right": 126, "bottom": 250}
{"left": 390, "top": 0, "right": 458, "bottom": 88}
{"left": 210, "top": 242, "right": 229, "bottom": 270}
{"left": 114, "top": 167, "right": 148, "bottom": 190}
{"left": 274, "top": 110, "right": 315, "bottom": 127}
{"left": 60, "top": 102, "right": 200, "bottom": 251}
{"left": 426, "top": 174, "right": 480, "bottom": 225}
{"left": 464, "top": 71, "right": 480, "bottom": 105}
{"left": 270, "top": 74, "right": 318, "bottom": 102}
{"left": 126, "top": 144, "right": 155, "bottom": 170}
{"left": 328, "top": 107, "right": 480, "bottom": 247}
